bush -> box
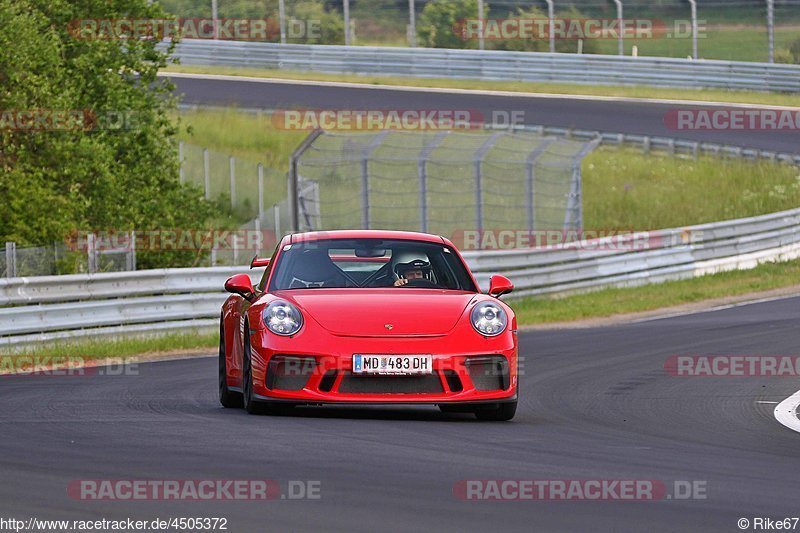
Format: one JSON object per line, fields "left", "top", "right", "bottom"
{"left": 774, "top": 48, "right": 795, "bottom": 64}
{"left": 417, "top": 0, "right": 481, "bottom": 49}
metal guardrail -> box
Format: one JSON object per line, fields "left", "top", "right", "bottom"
{"left": 168, "top": 40, "right": 800, "bottom": 93}
{"left": 2, "top": 206, "right": 800, "bottom": 347}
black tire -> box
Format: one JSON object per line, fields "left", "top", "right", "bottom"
{"left": 474, "top": 401, "right": 517, "bottom": 421}
{"left": 242, "top": 330, "right": 267, "bottom": 415}
{"left": 219, "top": 320, "right": 243, "bottom": 408}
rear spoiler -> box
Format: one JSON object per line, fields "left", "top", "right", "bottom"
{"left": 250, "top": 255, "right": 271, "bottom": 269}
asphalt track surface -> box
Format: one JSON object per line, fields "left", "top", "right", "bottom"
{"left": 2, "top": 295, "right": 799, "bottom": 532}
{"left": 169, "top": 75, "right": 800, "bottom": 154}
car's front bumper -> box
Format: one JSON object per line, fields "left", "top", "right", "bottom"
{"left": 249, "top": 330, "right": 518, "bottom": 405}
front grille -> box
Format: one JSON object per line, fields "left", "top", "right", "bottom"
{"left": 265, "top": 356, "right": 316, "bottom": 391}
{"left": 466, "top": 356, "right": 509, "bottom": 391}
{"left": 338, "top": 372, "right": 443, "bottom": 394}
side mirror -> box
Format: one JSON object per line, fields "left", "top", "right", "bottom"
{"left": 488, "top": 275, "right": 513, "bottom": 298}
{"left": 224, "top": 273, "right": 255, "bottom": 301}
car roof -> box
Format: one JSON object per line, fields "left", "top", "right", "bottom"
{"left": 285, "top": 230, "right": 449, "bottom": 246}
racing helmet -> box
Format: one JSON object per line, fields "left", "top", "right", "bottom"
{"left": 392, "top": 252, "right": 433, "bottom": 281}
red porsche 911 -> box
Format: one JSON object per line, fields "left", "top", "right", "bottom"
{"left": 219, "top": 230, "right": 518, "bottom": 421}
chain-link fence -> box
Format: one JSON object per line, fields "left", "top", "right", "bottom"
{"left": 290, "top": 129, "right": 599, "bottom": 244}
{"left": 158, "top": 0, "right": 800, "bottom": 63}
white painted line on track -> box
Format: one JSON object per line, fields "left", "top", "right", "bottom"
{"left": 774, "top": 389, "right": 800, "bottom": 434}
{"left": 159, "top": 71, "right": 800, "bottom": 111}
{"left": 631, "top": 292, "right": 800, "bottom": 325}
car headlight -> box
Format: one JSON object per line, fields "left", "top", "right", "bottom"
{"left": 471, "top": 302, "right": 508, "bottom": 337}
{"left": 263, "top": 300, "right": 303, "bottom": 336}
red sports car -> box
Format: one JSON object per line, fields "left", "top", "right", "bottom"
{"left": 219, "top": 230, "right": 518, "bottom": 421}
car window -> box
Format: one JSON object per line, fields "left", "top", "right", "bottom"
{"left": 268, "top": 239, "right": 476, "bottom": 291}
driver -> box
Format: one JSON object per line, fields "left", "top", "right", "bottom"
{"left": 393, "top": 257, "right": 433, "bottom": 287}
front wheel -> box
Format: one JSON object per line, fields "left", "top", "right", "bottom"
{"left": 474, "top": 401, "right": 517, "bottom": 421}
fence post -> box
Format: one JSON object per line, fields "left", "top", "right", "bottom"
{"left": 688, "top": 0, "right": 698, "bottom": 59}
{"left": 278, "top": 0, "right": 287, "bottom": 44}
{"left": 525, "top": 138, "right": 556, "bottom": 232}
{"left": 407, "top": 0, "right": 416, "bottom": 47}
{"left": 203, "top": 148, "right": 210, "bottom": 200}
{"left": 87, "top": 233, "right": 97, "bottom": 274}
{"left": 289, "top": 129, "right": 324, "bottom": 232}
{"left": 178, "top": 141, "right": 184, "bottom": 183}
{"left": 128, "top": 231, "right": 137, "bottom": 271}
{"left": 474, "top": 133, "right": 503, "bottom": 238}
{"left": 545, "top": 0, "right": 555, "bottom": 53}
{"left": 767, "top": 0, "right": 775, "bottom": 63}
{"left": 417, "top": 131, "right": 449, "bottom": 233}
{"left": 229, "top": 156, "right": 236, "bottom": 209}
{"left": 360, "top": 131, "right": 390, "bottom": 230}
{"left": 564, "top": 138, "right": 601, "bottom": 230}
{"left": 257, "top": 163, "right": 265, "bottom": 220}
{"left": 477, "top": 0, "right": 485, "bottom": 50}
{"left": 343, "top": 0, "right": 351, "bottom": 45}
{"left": 5, "top": 242, "right": 16, "bottom": 278}
{"left": 613, "top": 0, "right": 624, "bottom": 56}
{"left": 273, "top": 204, "right": 281, "bottom": 240}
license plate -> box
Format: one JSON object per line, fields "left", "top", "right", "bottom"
{"left": 352, "top": 354, "right": 433, "bottom": 375}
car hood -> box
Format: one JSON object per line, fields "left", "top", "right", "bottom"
{"left": 275, "top": 289, "right": 477, "bottom": 337}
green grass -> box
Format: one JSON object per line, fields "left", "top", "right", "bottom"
{"left": 511, "top": 258, "right": 800, "bottom": 324}
{"left": 0, "top": 332, "right": 218, "bottom": 360}
{"left": 583, "top": 147, "right": 800, "bottom": 230}
{"left": 165, "top": 65, "right": 800, "bottom": 109}
{"left": 592, "top": 25, "right": 800, "bottom": 62}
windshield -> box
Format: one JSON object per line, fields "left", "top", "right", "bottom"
{"left": 268, "top": 238, "right": 477, "bottom": 291}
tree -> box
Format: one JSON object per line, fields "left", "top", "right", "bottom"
{"left": 0, "top": 0, "right": 226, "bottom": 269}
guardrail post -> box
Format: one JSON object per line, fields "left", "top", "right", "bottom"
{"left": 5, "top": 242, "right": 16, "bottom": 278}
{"left": 203, "top": 148, "right": 210, "bottom": 200}
{"left": 229, "top": 156, "right": 236, "bottom": 209}
{"left": 273, "top": 204, "right": 281, "bottom": 239}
